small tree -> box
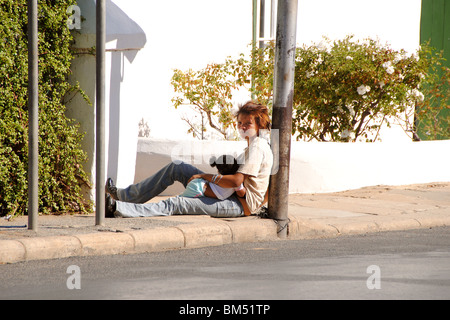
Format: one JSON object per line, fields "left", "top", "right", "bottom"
{"left": 171, "top": 56, "right": 248, "bottom": 140}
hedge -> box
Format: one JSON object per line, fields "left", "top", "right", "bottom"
{"left": 0, "top": 0, "right": 92, "bottom": 217}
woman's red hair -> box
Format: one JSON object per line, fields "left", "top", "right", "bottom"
{"left": 235, "top": 101, "right": 271, "bottom": 131}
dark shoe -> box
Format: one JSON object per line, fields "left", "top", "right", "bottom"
{"left": 105, "top": 194, "right": 116, "bottom": 218}
{"left": 106, "top": 178, "right": 118, "bottom": 200}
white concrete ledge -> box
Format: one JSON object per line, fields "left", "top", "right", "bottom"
{"left": 135, "top": 138, "right": 450, "bottom": 195}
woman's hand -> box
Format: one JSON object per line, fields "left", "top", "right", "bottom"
{"left": 188, "top": 174, "right": 203, "bottom": 184}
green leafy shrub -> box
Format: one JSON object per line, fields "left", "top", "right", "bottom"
{"left": 0, "top": 0, "right": 92, "bottom": 217}
{"left": 292, "top": 36, "right": 448, "bottom": 142}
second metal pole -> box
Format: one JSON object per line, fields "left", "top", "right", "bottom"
{"left": 96, "top": 0, "right": 106, "bottom": 226}
{"left": 268, "top": 0, "right": 298, "bottom": 238}
{"left": 27, "top": 0, "right": 38, "bottom": 231}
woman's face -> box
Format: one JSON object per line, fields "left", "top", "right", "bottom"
{"left": 237, "top": 114, "right": 259, "bottom": 141}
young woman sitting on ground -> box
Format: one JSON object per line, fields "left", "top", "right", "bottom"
{"left": 105, "top": 101, "right": 273, "bottom": 218}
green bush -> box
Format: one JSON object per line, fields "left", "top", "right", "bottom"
{"left": 0, "top": 0, "right": 92, "bottom": 217}
{"left": 292, "top": 36, "right": 449, "bottom": 142}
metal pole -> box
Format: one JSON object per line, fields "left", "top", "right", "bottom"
{"left": 270, "top": 0, "right": 276, "bottom": 40}
{"left": 259, "top": 0, "right": 265, "bottom": 48}
{"left": 252, "top": 0, "right": 258, "bottom": 49}
{"left": 27, "top": 0, "right": 38, "bottom": 231}
{"left": 251, "top": 0, "right": 257, "bottom": 100}
{"left": 96, "top": 0, "right": 106, "bottom": 226}
{"left": 268, "top": 0, "right": 298, "bottom": 238}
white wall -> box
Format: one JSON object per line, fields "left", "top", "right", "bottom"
{"left": 135, "top": 138, "right": 450, "bottom": 195}
{"left": 289, "top": 140, "right": 450, "bottom": 193}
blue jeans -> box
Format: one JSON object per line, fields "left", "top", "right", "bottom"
{"left": 114, "top": 162, "right": 244, "bottom": 218}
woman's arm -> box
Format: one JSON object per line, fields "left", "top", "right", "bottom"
{"left": 188, "top": 172, "right": 245, "bottom": 189}
{"left": 189, "top": 172, "right": 252, "bottom": 216}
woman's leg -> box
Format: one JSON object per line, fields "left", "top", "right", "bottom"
{"left": 116, "top": 161, "right": 203, "bottom": 204}
{"left": 114, "top": 195, "right": 244, "bottom": 218}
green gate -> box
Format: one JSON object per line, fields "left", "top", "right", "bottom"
{"left": 419, "top": 0, "right": 450, "bottom": 140}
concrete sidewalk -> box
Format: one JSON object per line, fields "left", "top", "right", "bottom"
{"left": 1, "top": 182, "right": 449, "bottom": 264}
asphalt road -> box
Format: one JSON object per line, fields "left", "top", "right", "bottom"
{"left": 1, "top": 227, "right": 449, "bottom": 301}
